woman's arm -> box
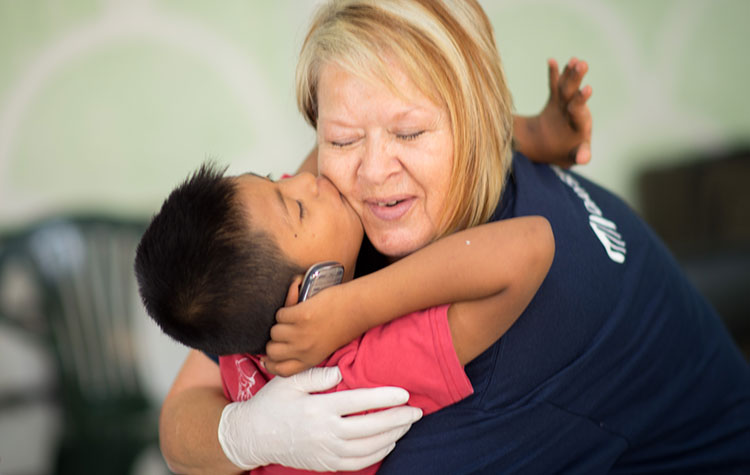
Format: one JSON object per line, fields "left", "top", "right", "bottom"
{"left": 265, "top": 216, "right": 554, "bottom": 375}
{"left": 160, "top": 350, "right": 242, "bottom": 475}
{"left": 160, "top": 350, "right": 422, "bottom": 473}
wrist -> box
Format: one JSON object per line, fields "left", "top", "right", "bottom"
{"left": 332, "top": 282, "right": 375, "bottom": 339}
{"left": 512, "top": 115, "right": 542, "bottom": 159}
{"left": 218, "top": 402, "right": 263, "bottom": 471}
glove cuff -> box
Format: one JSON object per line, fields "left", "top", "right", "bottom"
{"left": 218, "top": 402, "right": 262, "bottom": 471}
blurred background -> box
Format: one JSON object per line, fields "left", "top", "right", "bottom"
{"left": 0, "top": 0, "right": 748, "bottom": 473}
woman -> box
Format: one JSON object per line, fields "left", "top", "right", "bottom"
{"left": 161, "top": 1, "right": 750, "bottom": 473}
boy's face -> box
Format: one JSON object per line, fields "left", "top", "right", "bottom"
{"left": 235, "top": 172, "right": 364, "bottom": 281}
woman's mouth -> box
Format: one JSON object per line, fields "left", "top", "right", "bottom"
{"left": 366, "top": 197, "right": 414, "bottom": 221}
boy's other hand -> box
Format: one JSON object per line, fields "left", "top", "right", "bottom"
{"left": 518, "top": 57, "right": 593, "bottom": 168}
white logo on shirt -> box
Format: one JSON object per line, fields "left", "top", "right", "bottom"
{"left": 236, "top": 357, "right": 258, "bottom": 401}
{"left": 552, "top": 166, "right": 627, "bottom": 264}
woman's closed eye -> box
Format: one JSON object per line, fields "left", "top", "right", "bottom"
{"left": 331, "top": 140, "right": 353, "bottom": 148}
{"left": 329, "top": 136, "right": 361, "bottom": 148}
{"left": 296, "top": 200, "right": 305, "bottom": 219}
{"left": 396, "top": 130, "right": 425, "bottom": 141}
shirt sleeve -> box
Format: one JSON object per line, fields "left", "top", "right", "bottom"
{"left": 219, "top": 354, "right": 271, "bottom": 403}
{"left": 204, "top": 352, "right": 219, "bottom": 365}
{"left": 328, "top": 304, "right": 473, "bottom": 414}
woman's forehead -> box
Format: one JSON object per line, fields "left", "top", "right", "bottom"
{"left": 317, "top": 61, "right": 443, "bottom": 120}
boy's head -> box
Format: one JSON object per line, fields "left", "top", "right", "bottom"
{"left": 135, "top": 163, "right": 363, "bottom": 355}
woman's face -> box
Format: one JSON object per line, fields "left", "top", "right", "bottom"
{"left": 316, "top": 62, "right": 454, "bottom": 258}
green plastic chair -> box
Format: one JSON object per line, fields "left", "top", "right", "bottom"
{"left": 0, "top": 215, "right": 161, "bottom": 475}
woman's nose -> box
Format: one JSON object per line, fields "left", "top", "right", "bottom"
{"left": 358, "top": 135, "right": 399, "bottom": 185}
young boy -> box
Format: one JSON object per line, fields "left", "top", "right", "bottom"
{"left": 135, "top": 163, "right": 554, "bottom": 474}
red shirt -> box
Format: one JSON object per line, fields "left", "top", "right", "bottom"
{"left": 219, "top": 304, "right": 473, "bottom": 474}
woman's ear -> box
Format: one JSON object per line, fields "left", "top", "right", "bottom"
{"left": 284, "top": 275, "right": 304, "bottom": 307}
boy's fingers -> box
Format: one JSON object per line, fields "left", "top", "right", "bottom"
{"left": 265, "top": 340, "right": 292, "bottom": 361}
{"left": 547, "top": 58, "right": 560, "bottom": 101}
{"left": 559, "top": 58, "right": 587, "bottom": 103}
{"left": 269, "top": 322, "right": 294, "bottom": 342}
{"left": 557, "top": 57, "right": 576, "bottom": 100}
{"left": 276, "top": 306, "right": 306, "bottom": 324}
{"left": 266, "top": 338, "right": 313, "bottom": 364}
{"left": 577, "top": 84, "right": 593, "bottom": 103}
{"left": 567, "top": 85, "right": 593, "bottom": 132}
{"left": 262, "top": 358, "right": 307, "bottom": 377}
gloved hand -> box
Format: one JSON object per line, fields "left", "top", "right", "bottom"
{"left": 218, "top": 366, "right": 422, "bottom": 472}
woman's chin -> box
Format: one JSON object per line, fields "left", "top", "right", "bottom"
{"left": 369, "top": 231, "right": 431, "bottom": 261}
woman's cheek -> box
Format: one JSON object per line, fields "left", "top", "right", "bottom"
{"left": 320, "top": 152, "right": 359, "bottom": 204}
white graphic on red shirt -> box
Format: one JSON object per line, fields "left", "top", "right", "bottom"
{"left": 235, "top": 357, "right": 259, "bottom": 401}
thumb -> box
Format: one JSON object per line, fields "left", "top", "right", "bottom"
{"left": 575, "top": 142, "right": 591, "bottom": 165}
{"left": 285, "top": 275, "right": 304, "bottom": 307}
{"left": 288, "top": 366, "right": 343, "bottom": 392}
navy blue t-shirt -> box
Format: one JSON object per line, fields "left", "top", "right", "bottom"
{"left": 378, "top": 153, "right": 750, "bottom": 474}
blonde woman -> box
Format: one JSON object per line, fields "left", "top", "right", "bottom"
{"left": 160, "top": 1, "right": 746, "bottom": 473}
{"left": 270, "top": 1, "right": 750, "bottom": 473}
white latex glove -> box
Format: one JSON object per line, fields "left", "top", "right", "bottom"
{"left": 218, "top": 366, "right": 422, "bottom": 472}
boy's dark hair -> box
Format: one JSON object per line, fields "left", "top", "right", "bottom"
{"left": 134, "top": 163, "right": 304, "bottom": 355}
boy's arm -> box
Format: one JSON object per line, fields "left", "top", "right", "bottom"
{"left": 447, "top": 217, "right": 553, "bottom": 364}
{"left": 265, "top": 216, "right": 554, "bottom": 375}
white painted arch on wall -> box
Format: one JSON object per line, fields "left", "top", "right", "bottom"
{"left": 0, "top": 0, "right": 296, "bottom": 221}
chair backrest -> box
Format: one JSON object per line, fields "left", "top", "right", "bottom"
{"left": 0, "top": 215, "right": 151, "bottom": 435}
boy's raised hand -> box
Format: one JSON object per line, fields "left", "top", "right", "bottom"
{"left": 264, "top": 279, "right": 363, "bottom": 376}
{"left": 548, "top": 57, "right": 593, "bottom": 166}
{"left": 516, "top": 57, "right": 593, "bottom": 167}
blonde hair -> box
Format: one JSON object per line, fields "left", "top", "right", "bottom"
{"left": 297, "top": 0, "right": 514, "bottom": 237}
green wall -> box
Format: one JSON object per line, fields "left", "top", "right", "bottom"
{"left": 1, "top": 0, "right": 748, "bottom": 231}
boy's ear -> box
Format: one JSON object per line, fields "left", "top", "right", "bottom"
{"left": 284, "top": 275, "right": 304, "bottom": 307}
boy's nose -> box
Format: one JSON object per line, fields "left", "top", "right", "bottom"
{"left": 285, "top": 172, "right": 318, "bottom": 196}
